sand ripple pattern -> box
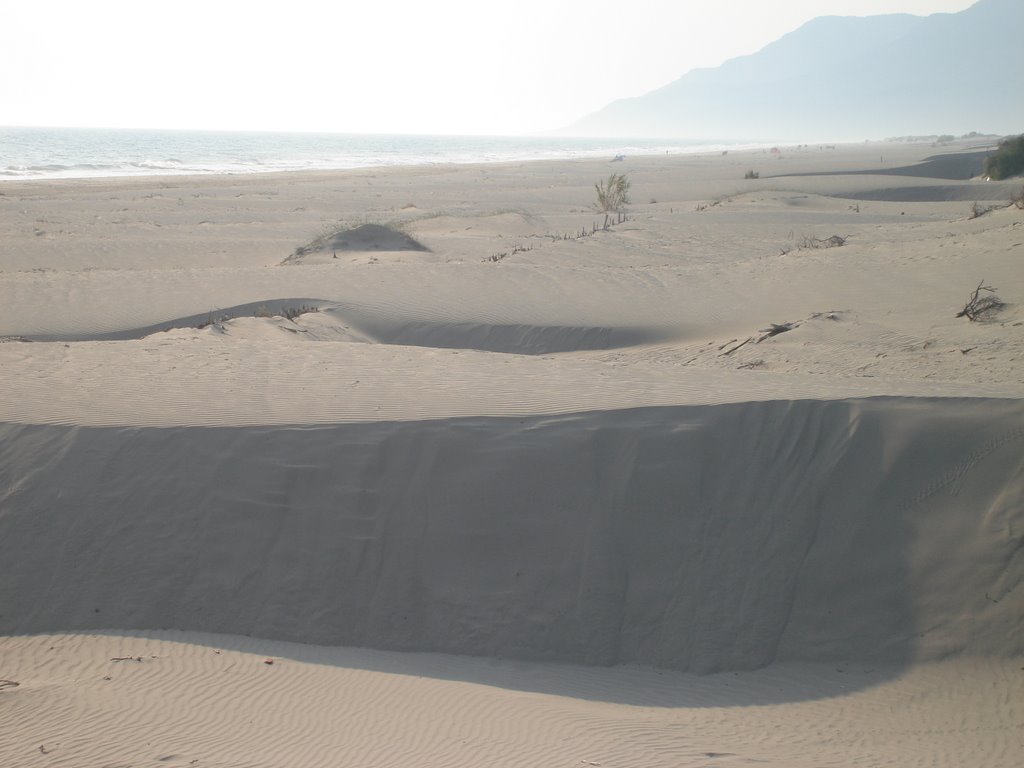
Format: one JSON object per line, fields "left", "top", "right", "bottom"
{"left": 1, "top": 633, "right": 1021, "bottom": 768}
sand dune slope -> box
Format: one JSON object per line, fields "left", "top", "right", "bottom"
{"left": 2, "top": 398, "right": 1021, "bottom": 672}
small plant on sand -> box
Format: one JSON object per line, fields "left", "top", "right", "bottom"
{"left": 744, "top": 170, "right": 760, "bottom": 179}
{"left": 956, "top": 280, "right": 1004, "bottom": 321}
{"left": 594, "top": 173, "right": 631, "bottom": 212}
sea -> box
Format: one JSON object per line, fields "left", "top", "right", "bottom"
{"left": 0, "top": 126, "right": 755, "bottom": 182}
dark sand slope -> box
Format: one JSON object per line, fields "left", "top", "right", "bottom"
{"left": 2, "top": 397, "right": 1021, "bottom": 676}
{"left": 770, "top": 148, "right": 1024, "bottom": 201}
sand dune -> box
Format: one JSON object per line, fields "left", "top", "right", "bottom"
{"left": 1, "top": 398, "right": 1021, "bottom": 672}
{"left": 1, "top": 140, "right": 1022, "bottom": 767}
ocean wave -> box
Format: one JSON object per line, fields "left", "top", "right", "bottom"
{"left": 130, "top": 159, "right": 185, "bottom": 170}
{"left": 3, "top": 162, "right": 122, "bottom": 177}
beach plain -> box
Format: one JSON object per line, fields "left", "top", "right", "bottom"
{"left": 1, "top": 140, "right": 1022, "bottom": 767}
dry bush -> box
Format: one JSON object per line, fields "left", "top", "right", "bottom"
{"left": 798, "top": 234, "right": 847, "bottom": 249}
{"left": 956, "top": 280, "right": 1005, "bottom": 321}
{"left": 194, "top": 308, "right": 235, "bottom": 329}
{"left": 744, "top": 170, "right": 759, "bottom": 179}
{"left": 969, "top": 201, "right": 992, "bottom": 219}
{"left": 1011, "top": 186, "right": 1024, "bottom": 210}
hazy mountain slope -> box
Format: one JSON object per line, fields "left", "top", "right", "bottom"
{"left": 568, "top": 0, "right": 1023, "bottom": 139}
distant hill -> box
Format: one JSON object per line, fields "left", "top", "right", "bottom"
{"left": 565, "top": 0, "right": 1024, "bottom": 140}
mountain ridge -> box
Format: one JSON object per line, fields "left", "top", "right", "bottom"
{"left": 565, "top": 0, "right": 1023, "bottom": 140}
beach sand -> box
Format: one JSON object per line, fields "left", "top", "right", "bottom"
{"left": 1, "top": 140, "right": 1022, "bottom": 766}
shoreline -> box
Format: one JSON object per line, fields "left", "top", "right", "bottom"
{"left": 0, "top": 126, "right": 787, "bottom": 184}
{"left": 0, "top": 135, "right": 1000, "bottom": 186}
{"left": 0, "top": 143, "right": 1010, "bottom": 214}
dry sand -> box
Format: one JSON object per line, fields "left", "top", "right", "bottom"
{"left": 1, "top": 140, "right": 1022, "bottom": 766}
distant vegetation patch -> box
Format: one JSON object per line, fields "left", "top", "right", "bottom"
{"left": 886, "top": 131, "right": 993, "bottom": 143}
{"left": 984, "top": 135, "right": 1024, "bottom": 180}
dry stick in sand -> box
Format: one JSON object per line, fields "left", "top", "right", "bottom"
{"left": 110, "top": 656, "right": 144, "bottom": 662}
{"left": 719, "top": 337, "right": 754, "bottom": 357}
{"left": 720, "top": 320, "right": 799, "bottom": 357}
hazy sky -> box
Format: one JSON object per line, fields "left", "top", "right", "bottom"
{"left": 3, "top": 0, "right": 977, "bottom": 135}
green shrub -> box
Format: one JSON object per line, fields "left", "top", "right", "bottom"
{"left": 984, "top": 135, "right": 1024, "bottom": 180}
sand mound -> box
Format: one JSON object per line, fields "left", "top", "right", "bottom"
{"left": 22, "top": 299, "right": 333, "bottom": 341}
{"left": 287, "top": 223, "right": 429, "bottom": 265}
{"left": 323, "top": 223, "right": 429, "bottom": 252}
{"left": 13, "top": 300, "right": 668, "bottom": 354}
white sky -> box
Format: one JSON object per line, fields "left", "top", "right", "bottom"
{"left": 2, "top": 0, "right": 977, "bottom": 135}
